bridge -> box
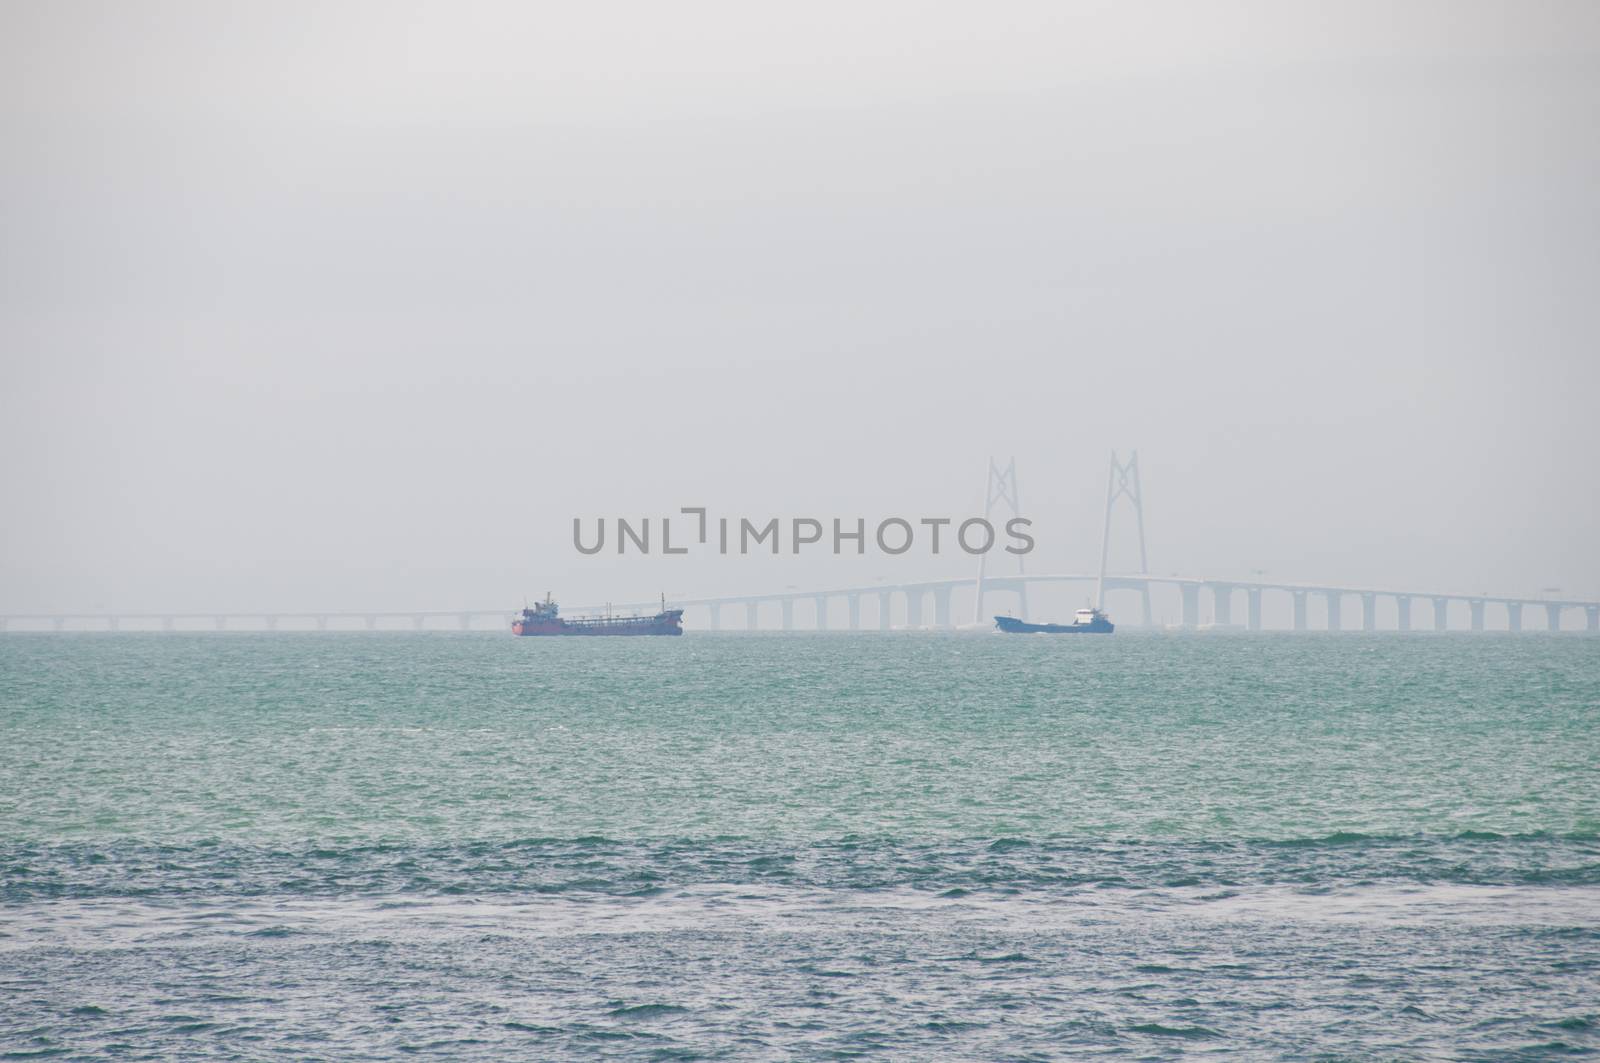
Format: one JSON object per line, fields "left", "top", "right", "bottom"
{"left": 2, "top": 573, "right": 1595, "bottom": 633}
{"left": 646, "top": 573, "right": 1600, "bottom": 634}
{"left": 643, "top": 454, "right": 1597, "bottom": 634}
{"left": 4, "top": 453, "right": 1594, "bottom": 634}
{"left": 0, "top": 611, "right": 505, "bottom": 633}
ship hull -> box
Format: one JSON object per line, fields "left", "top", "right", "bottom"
{"left": 994, "top": 615, "right": 1114, "bottom": 634}
{"left": 512, "top": 611, "right": 684, "bottom": 636}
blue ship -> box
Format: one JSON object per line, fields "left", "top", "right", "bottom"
{"left": 994, "top": 607, "right": 1114, "bottom": 634}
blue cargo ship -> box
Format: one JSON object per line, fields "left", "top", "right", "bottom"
{"left": 994, "top": 607, "right": 1114, "bottom": 634}
{"left": 512, "top": 594, "right": 684, "bottom": 636}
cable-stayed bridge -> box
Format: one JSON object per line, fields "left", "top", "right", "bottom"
{"left": 4, "top": 454, "right": 1595, "bottom": 634}
{"left": 598, "top": 451, "right": 1597, "bottom": 633}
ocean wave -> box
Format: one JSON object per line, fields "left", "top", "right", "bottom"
{"left": 3, "top": 832, "right": 1597, "bottom": 903}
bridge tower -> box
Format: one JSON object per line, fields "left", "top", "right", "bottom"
{"left": 1096, "top": 450, "right": 1153, "bottom": 624}
{"left": 972, "top": 457, "right": 1028, "bottom": 623}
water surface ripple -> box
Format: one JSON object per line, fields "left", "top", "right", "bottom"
{"left": 1, "top": 631, "right": 1597, "bottom": 1059}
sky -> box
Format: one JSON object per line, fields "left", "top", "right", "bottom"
{"left": 2, "top": 0, "right": 1597, "bottom": 616}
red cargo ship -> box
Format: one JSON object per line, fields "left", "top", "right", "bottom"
{"left": 511, "top": 594, "right": 684, "bottom": 636}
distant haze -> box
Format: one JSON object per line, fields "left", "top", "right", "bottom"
{"left": 3, "top": 0, "right": 1597, "bottom": 613}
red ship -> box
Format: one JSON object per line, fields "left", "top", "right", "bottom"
{"left": 511, "top": 593, "right": 684, "bottom": 636}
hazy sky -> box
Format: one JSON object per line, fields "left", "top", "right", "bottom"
{"left": 3, "top": 0, "right": 1597, "bottom": 614}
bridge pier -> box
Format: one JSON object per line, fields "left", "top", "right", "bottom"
{"left": 411, "top": 615, "right": 424, "bottom": 631}
{"left": 1470, "top": 599, "right": 1485, "bottom": 632}
{"left": 107, "top": 616, "right": 120, "bottom": 632}
{"left": 364, "top": 615, "right": 376, "bottom": 631}
{"left": 1588, "top": 606, "right": 1599, "bottom": 633}
{"left": 1433, "top": 597, "right": 1449, "bottom": 632}
{"left": 1211, "top": 584, "right": 1233, "bottom": 626}
{"left": 1506, "top": 602, "right": 1522, "bottom": 633}
{"left": 1246, "top": 589, "right": 1262, "bottom": 632}
{"left": 813, "top": 596, "right": 828, "bottom": 631}
{"left": 161, "top": 617, "right": 175, "bottom": 633}
{"left": 1545, "top": 603, "right": 1562, "bottom": 632}
{"left": 933, "top": 588, "right": 952, "bottom": 629}
{"left": 316, "top": 615, "right": 329, "bottom": 631}
{"left": 1361, "top": 593, "right": 1376, "bottom": 632}
{"left": 708, "top": 602, "right": 721, "bottom": 631}
{"left": 1396, "top": 596, "right": 1411, "bottom": 632}
{"left": 1326, "top": 592, "right": 1342, "bottom": 632}
{"left": 781, "top": 600, "right": 794, "bottom": 632}
{"left": 878, "top": 591, "right": 892, "bottom": 631}
{"left": 905, "top": 589, "right": 924, "bottom": 629}
{"left": 847, "top": 594, "right": 861, "bottom": 631}
{"left": 1180, "top": 585, "right": 1200, "bottom": 628}
{"left": 1292, "top": 590, "right": 1307, "bottom": 631}
{"left": 458, "top": 613, "right": 471, "bottom": 631}
{"left": 746, "top": 602, "right": 759, "bottom": 631}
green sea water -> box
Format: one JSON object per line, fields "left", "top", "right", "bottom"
{"left": 2, "top": 631, "right": 1597, "bottom": 1058}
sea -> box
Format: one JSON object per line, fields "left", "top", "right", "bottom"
{"left": 1, "top": 631, "right": 1597, "bottom": 1060}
